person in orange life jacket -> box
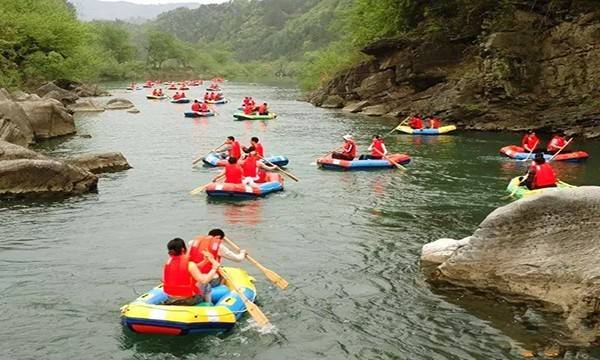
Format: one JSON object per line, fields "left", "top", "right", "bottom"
{"left": 215, "top": 156, "right": 244, "bottom": 184}
{"left": 242, "top": 137, "right": 264, "bottom": 157}
{"left": 173, "top": 91, "right": 181, "bottom": 100}
{"left": 547, "top": 132, "right": 569, "bottom": 154}
{"left": 243, "top": 103, "right": 255, "bottom": 115}
{"left": 200, "top": 101, "right": 209, "bottom": 112}
{"left": 408, "top": 115, "right": 424, "bottom": 129}
{"left": 332, "top": 134, "right": 357, "bottom": 161}
{"left": 204, "top": 92, "right": 210, "bottom": 101}
{"left": 427, "top": 117, "right": 441, "bottom": 129}
{"left": 209, "top": 92, "right": 216, "bottom": 101}
{"left": 257, "top": 103, "right": 269, "bottom": 115}
{"left": 240, "top": 148, "right": 276, "bottom": 185}
{"left": 191, "top": 100, "right": 201, "bottom": 112}
{"left": 180, "top": 91, "right": 187, "bottom": 99}
{"left": 157, "top": 88, "right": 164, "bottom": 96}
{"left": 152, "top": 88, "right": 158, "bottom": 96}
{"left": 359, "top": 135, "right": 387, "bottom": 160}
{"left": 162, "top": 238, "right": 220, "bottom": 306}
{"left": 524, "top": 153, "right": 557, "bottom": 190}
{"left": 187, "top": 229, "right": 246, "bottom": 302}
{"left": 521, "top": 130, "right": 539, "bottom": 152}
{"left": 221, "top": 136, "right": 242, "bottom": 160}
{"left": 243, "top": 97, "right": 251, "bottom": 106}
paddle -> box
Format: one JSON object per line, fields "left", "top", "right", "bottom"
{"left": 258, "top": 155, "right": 299, "bottom": 182}
{"left": 386, "top": 116, "right": 410, "bottom": 136}
{"left": 223, "top": 237, "right": 289, "bottom": 289}
{"left": 373, "top": 148, "right": 406, "bottom": 170}
{"left": 502, "top": 174, "right": 528, "bottom": 199}
{"left": 548, "top": 138, "right": 573, "bottom": 162}
{"left": 192, "top": 142, "right": 226, "bottom": 165}
{"left": 189, "top": 173, "right": 225, "bottom": 195}
{"left": 518, "top": 140, "right": 539, "bottom": 162}
{"left": 204, "top": 252, "right": 270, "bottom": 328}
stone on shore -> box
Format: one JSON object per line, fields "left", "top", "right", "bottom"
{"left": 36, "top": 83, "right": 79, "bottom": 105}
{"left": 19, "top": 99, "right": 76, "bottom": 139}
{"left": 321, "top": 95, "right": 345, "bottom": 109}
{"left": 67, "top": 100, "right": 105, "bottom": 113}
{"left": 105, "top": 98, "right": 135, "bottom": 110}
{"left": 0, "top": 100, "right": 35, "bottom": 147}
{"left": 64, "top": 152, "right": 132, "bottom": 174}
{"left": 342, "top": 100, "right": 370, "bottom": 113}
{"left": 422, "top": 187, "right": 600, "bottom": 346}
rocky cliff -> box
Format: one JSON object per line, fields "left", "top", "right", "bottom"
{"left": 309, "top": 1, "right": 600, "bottom": 138}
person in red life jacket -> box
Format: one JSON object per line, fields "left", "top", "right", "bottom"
{"left": 204, "top": 92, "right": 210, "bottom": 101}
{"left": 546, "top": 132, "right": 569, "bottom": 154}
{"left": 200, "top": 101, "right": 209, "bottom": 112}
{"left": 187, "top": 229, "right": 246, "bottom": 302}
{"left": 257, "top": 103, "right": 269, "bottom": 115}
{"left": 240, "top": 148, "right": 276, "bottom": 185}
{"left": 243, "top": 97, "right": 251, "bottom": 106}
{"left": 158, "top": 88, "right": 164, "bottom": 96}
{"left": 162, "top": 238, "right": 219, "bottom": 306}
{"left": 408, "top": 115, "right": 424, "bottom": 129}
{"left": 521, "top": 130, "right": 539, "bottom": 152}
{"left": 360, "top": 135, "right": 387, "bottom": 160}
{"left": 215, "top": 156, "right": 244, "bottom": 184}
{"left": 427, "top": 117, "right": 441, "bottom": 129}
{"left": 523, "top": 153, "right": 557, "bottom": 190}
{"left": 173, "top": 91, "right": 181, "bottom": 100}
{"left": 243, "top": 103, "right": 255, "bottom": 115}
{"left": 152, "top": 88, "right": 158, "bottom": 96}
{"left": 332, "top": 134, "right": 357, "bottom": 160}
{"left": 191, "top": 100, "right": 201, "bottom": 112}
{"left": 180, "top": 91, "right": 187, "bottom": 99}
{"left": 223, "top": 136, "right": 242, "bottom": 159}
{"left": 242, "top": 137, "right": 264, "bottom": 157}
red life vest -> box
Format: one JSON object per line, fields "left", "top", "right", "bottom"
{"left": 547, "top": 136, "right": 566, "bottom": 152}
{"left": 209, "top": 93, "right": 216, "bottom": 100}
{"left": 200, "top": 103, "right": 209, "bottom": 112}
{"left": 152, "top": 89, "right": 158, "bottom": 96}
{"left": 229, "top": 141, "right": 241, "bottom": 159}
{"left": 254, "top": 143, "right": 264, "bottom": 157}
{"left": 343, "top": 140, "right": 356, "bottom": 158}
{"left": 225, "top": 163, "right": 244, "bottom": 184}
{"left": 531, "top": 163, "right": 557, "bottom": 188}
{"left": 370, "top": 139, "right": 385, "bottom": 157}
{"left": 244, "top": 105, "right": 254, "bottom": 114}
{"left": 191, "top": 102, "right": 200, "bottom": 112}
{"left": 188, "top": 236, "right": 221, "bottom": 274}
{"left": 522, "top": 134, "right": 539, "bottom": 151}
{"left": 430, "top": 118, "right": 441, "bottom": 128}
{"left": 173, "top": 93, "right": 181, "bottom": 99}
{"left": 204, "top": 93, "right": 209, "bottom": 100}
{"left": 181, "top": 92, "right": 186, "bottom": 99}
{"left": 242, "top": 155, "right": 258, "bottom": 177}
{"left": 256, "top": 169, "right": 268, "bottom": 183}
{"left": 258, "top": 104, "right": 267, "bottom": 114}
{"left": 162, "top": 255, "right": 199, "bottom": 297}
{"left": 409, "top": 117, "right": 423, "bottom": 129}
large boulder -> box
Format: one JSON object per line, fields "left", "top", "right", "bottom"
{"left": 19, "top": 100, "right": 76, "bottom": 139}
{"left": 67, "top": 100, "right": 105, "bottom": 113}
{"left": 64, "top": 152, "right": 131, "bottom": 174}
{"left": 0, "top": 141, "right": 97, "bottom": 198}
{"left": 321, "top": 95, "right": 345, "bottom": 109}
{"left": 0, "top": 100, "right": 35, "bottom": 146}
{"left": 105, "top": 98, "right": 135, "bottom": 110}
{"left": 53, "top": 79, "right": 110, "bottom": 97}
{"left": 36, "top": 83, "right": 79, "bottom": 105}
{"left": 422, "top": 187, "right": 600, "bottom": 346}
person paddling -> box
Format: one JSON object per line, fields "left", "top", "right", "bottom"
{"left": 187, "top": 229, "right": 246, "bottom": 302}
{"left": 200, "top": 101, "right": 209, "bottom": 112}
{"left": 162, "top": 238, "right": 219, "bottom": 306}
{"left": 257, "top": 103, "right": 269, "bottom": 115}
{"left": 523, "top": 153, "right": 557, "bottom": 190}
{"left": 191, "top": 99, "right": 201, "bottom": 112}
{"left": 332, "top": 134, "right": 357, "bottom": 160}
{"left": 360, "top": 135, "right": 387, "bottom": 160}
{"left": 547, "top": 132, "right": 569, "bottom": 154}
{"left": 216, "top": 157, "right": 244, "bottom": 184}
{"left": 243, "top": 137, "right": 264, "bottom": 157}
{"left": 173, "top": 91, "right": 181, "bottom": 100}
{"left": 240, "top": 148, "right": 276, "bottom": 185}
{"left": 157, "top": 88, "right": 164, "bottom": 96}
{"left": 427, "top": 116, "right": 441, "bottom": 129}
{"left": 223, "top": 136, "right": 242, "bottom": 159}
{"left": 522, "top": 130, "right": 539, "bottom": 152}
{"left": 408, "top": 115, "right": 424, "bottom": 129}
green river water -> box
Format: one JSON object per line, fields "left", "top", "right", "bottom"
{"left": 1, "top": 83, "right": 599, "bottom": 360}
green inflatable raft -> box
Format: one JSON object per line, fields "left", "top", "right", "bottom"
{"left": 233, "top": 112, "right": 277, "bottom": 121}
{"left": 505, "top": 176, "right": 575, "bottom": 200}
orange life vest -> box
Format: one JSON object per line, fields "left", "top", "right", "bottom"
{"left": 409, "top": 117, "right": 423, "bottom": 129}
{"left": 258, "top": 104, "right": 267, "bottom": 114}
{"left": 229, "top": 141, "right": 241, "bottom": 159}
{"left": 370, "top": 139, "right": 384, "bottom": 157}
{"left": 522, "top": 134, "right": 539, "bottom": 151}
{"left": 531, "top": 163, "right": 557, "bottom": 188}
{"left": 547, "top": 136, "right": 566, "bottom": 152}
{"left": 191, "top": 102, "right": 200, "bottom": 112}
{"left": 343, "top": 140, "right": 356, "bottom": 158}
{"left": 162, "top": 255, "right": 199, "bottom": 297}
{"left": 188, "top": 236, "right": 221, "bottom": 274}
{"left": 200, "top": 103, "right": 209, "bottom": 112}
{"left": 242, "top": 155, "right": 258, "bottom": 178}
{"left": 225, "top": 163, "right": 244, "bottom": 184}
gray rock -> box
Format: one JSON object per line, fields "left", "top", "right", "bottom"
{"left": 424, "top": 187, "right": 600, "bottom": 345}
{"left": 105, "top": 98, "right": 134, "bottom": 110}
{"left": 67, "top": 100, "right": 105, "bottom": 113}
{"left": 19, "top": 100, "right": 76, "bottom": 139}
{"left": 361, "top": 104, "right": 389, "bottom": 116}
{"left": 321, "top": 95, "right": 345, "bottom": 109}
{"left": 64, "top": 152, "right": 131, "bottom": 174}
{"left": 0, "top": 140, "right": 46, "bottom": 161}
{"left": 37, "top": 83, "right": 79, "bottom": 105}
{"left": 0, "top": 101, "right": 35, "bottom": 146}
{"left": 356, "top": 70, "right": 395, "bottom": 99}
{"left": 342, "top": 100, "right": 370, "bottom": 113}
{"left": 127, "top": 107, "right": 140, "bottom": 114}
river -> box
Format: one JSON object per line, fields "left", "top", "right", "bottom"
{"left": 1, "top": 83, "right": 599, "bottom": 360}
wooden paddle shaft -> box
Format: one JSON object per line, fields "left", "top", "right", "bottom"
{"left": 549, "top": 138, "right": 573, "bottom": 162}
{"left": 258, "top": 155, "right": 299, "bottom": 182}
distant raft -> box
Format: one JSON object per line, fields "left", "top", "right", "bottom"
{"left": 506, "top": 176, "right": 575, "bottom": 200}
{"left": 317, "top": 153, "right": 411, "bottom": 170}
{"left": 202, "top": 152, "right": 289, "bottom": 167}
{"left": 500, "top": 145, "right": 589, "bottom": 162}
{"left": 205, "top": 173, "right": 284, "bottom": 198}
{"left": 146, "top": 95, "right": 166, "bottom": 100}
{"left": 170, "top": 98, "right": 191, "bottom": 104}
{"left": 205, "top": 99, "right": 228, "bottom": 104}
{"left": 395, "top": 125, "right": 457, "bottom": 135}
{"left": 233, "top": 112, "right": 277, "bottom": 121}
{"left": 184, "top": 111, "right": 215, "bottom": 118}
{"left": 120, "top": 267, "right": 257, "bottom": 335}
{"left": 206, "top": 87, "right": 222, "bottom": 92}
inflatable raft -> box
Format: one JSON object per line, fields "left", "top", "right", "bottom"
{"left": 506, "top": 176, "right": 575, "bottom": 200}
{"left": 206, "top": 99, "right": 228, "bottom": 104}
{"left": 395, "top": 125, "right": 457, "bottom": 135}
{"left": 121, "top": 267, "right": 256, "bottom": 335}
{"left": 146, "top": 95, "right": 166, "bottom": 100}
{"left": 184, "top": 111, "right": 215, "bottom": 118}
{"left": 171, "top": 98, "right": 191, "bottom": 104}
{"left": 206, "top": 87, "right": 221, "bottom": 92}
{"left": 500, "top": 145, "right": 589, "bottom": 162}
{"left": 205, "top": 173, "right": 284, "bottom": 198}
{"left": 202, "top": 152, "right": 289, "bottom": 167}
{"left": 233, "top": 112, "right": 277, "bottom": 121}
{"left": 179, "top": 87, "right": 189, "bottom": 90}
{"left": 317, "top": 153, "right": 411, "bottom": 170}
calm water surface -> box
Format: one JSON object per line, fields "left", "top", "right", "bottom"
{"left": 1, "top": 83, "right": 599, "bottom": 360}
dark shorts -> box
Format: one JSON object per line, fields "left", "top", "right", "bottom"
{"left": 163, "top": 295, "right": 202, "bottom": 306}
{"left": 332, "top": 152, "right": 354, "bottom": 161}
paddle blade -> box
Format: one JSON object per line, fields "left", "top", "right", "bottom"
{"left": 189, "top": 184, "right": 207, "bottom": 195}
{"left": 245, "top": 300, "right": 270, "bottom": 327}
{"left": 263, "top": 268, "right": 289, "bottom": 289}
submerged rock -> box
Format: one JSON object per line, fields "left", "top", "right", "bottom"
{"left": 67, "top": 100, "right": 105, "bottom": 113}
{"left": 422, "top": 187, "right": 600, "bottom": 346}
{"left": 105, "top": 98, "right": 135, "bottom": 110}
{"left": 64, "top": 152, "right": 131, "bottom": 174}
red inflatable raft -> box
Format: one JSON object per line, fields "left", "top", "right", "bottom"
{"left": 500, "top": 145, "right": 589, "bottom": 162}
{"left": 204, "top": 173, "right": 284, "bottom": 198}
